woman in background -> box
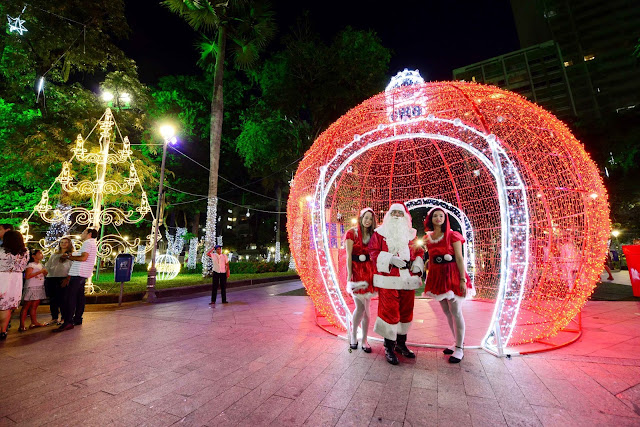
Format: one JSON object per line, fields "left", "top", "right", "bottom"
{"left": 0, "top": 231, "right": 29, "bottom": 340}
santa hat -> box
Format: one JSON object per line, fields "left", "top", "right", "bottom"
{"left": 360, "top": 207, "right": 375, "bottom": 218}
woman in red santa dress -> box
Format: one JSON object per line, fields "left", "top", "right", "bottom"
{"left": 423, "top": 207, "right": 475, "bottom": 363}
{"left": 345, "top": 207, "right": 377, "bottom": 353}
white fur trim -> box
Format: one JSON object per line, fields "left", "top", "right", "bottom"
{"left": 426, "top": 286, "right": 476, "bottom": 302}
{"left": 411, "top": 256, "right": 424, "bottom": 274}
{"left": 374, "top": 316, "right": 398, "bottom": 340}
{"left": 347, "top": 281, "right": 369, "bottom": 293}
{"left": 427, "top": 232, "right": 444, "bottom": 244}
{"left": 398, "top": 321, "right": 412, "bottom": 335}
{"left": 374, "top": 274, "right": 422, "bottom": 290}
{"left": 376, "top": 251, "right": 392, "bottom": 274}
{"left": 351, "top": 291, "right": 377, "bottom": 303}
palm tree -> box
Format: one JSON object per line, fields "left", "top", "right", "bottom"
{"left": 163, "top": 0, "right": 275, "bottom": 275}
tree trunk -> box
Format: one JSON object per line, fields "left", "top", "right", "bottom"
{"left": 275, "top": 184, "right": 282, "bottom": 263}
{"left": 202, "top": 26, "right": 227, "bottom": 276}
{"left": 192, "top": 211, "right": 200, "bottom": 236}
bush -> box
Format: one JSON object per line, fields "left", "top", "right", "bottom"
{"left": 229, "top": 261, "right": 291, "bottom": 274}
{"left": 133, "top": 263, "right": 149, "bottom": 273}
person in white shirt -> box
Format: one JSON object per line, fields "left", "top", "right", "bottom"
{"left": 207, "top": 245, "right": 229, "bottom": 305}
{"left": 44, "top": 237, "right": 73, "bottom": 324}
{"left": 54, "top": 228, "right": 98, "bottom": 332}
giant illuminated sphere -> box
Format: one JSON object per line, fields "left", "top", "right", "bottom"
{"left": 287, "top": 70, "right": 609, "bottom": 355}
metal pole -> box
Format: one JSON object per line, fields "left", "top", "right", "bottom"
{"left": 94, "top": 221, "right": 106, "bottom": 281}
{"left": 146, "top": 137, "right": 168, "bottom": 301}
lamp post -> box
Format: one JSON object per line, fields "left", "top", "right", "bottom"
{"left": 146, "top": 124, "right": 176, "bottom": 301}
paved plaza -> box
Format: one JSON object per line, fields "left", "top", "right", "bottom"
{"left": 1, "top": 280, "right": 640, "bottom": 426}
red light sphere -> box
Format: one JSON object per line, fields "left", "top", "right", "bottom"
{"left": 287, "top": 76, "right": 609, "bottom": 352}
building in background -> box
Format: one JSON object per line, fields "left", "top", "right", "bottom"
{"left": 454, "top": 0, "right": 640, "bottom": 119}
{"left": 453, "top": 41, "right": 576, "bottom": 119}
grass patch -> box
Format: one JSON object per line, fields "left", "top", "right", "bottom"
{"left": 93, "top": 270, "right": 297, "bottom": 294}
{"left": 277, "top": 287, "right": 309, "bottom": 296}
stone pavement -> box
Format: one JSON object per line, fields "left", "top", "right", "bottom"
{"left": 1, "top": 280, "right": 640, "bottom": 426}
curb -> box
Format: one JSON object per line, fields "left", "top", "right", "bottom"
{"left": 85, "top": 274, "right": 300, "bottom": 304}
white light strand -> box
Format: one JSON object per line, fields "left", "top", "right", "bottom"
{"left": 187, "top": 237, "right": 198, "bottom": 269}
{"left": 136, "top": 245, "right": 146, "bottom": 264}
{"left": 201, "top": 196, "right": 217, "bottom": 276}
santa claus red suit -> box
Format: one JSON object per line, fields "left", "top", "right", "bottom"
{"left": 369, "top": 203, "right": 424, "bottom": 365}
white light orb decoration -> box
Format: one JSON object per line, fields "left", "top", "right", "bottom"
{"left": 155, "top": 254, "right": 181, "bottom": 280}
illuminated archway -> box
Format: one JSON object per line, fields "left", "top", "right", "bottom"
{"left": 288, "top": 71, "right": 609, "bottom": 355}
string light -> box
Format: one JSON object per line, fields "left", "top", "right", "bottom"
{"left": 187, "top": 237, "right": 198, "bottom": 269}
{"left": 287, "top": 71, "right": 609, "bottom": 355}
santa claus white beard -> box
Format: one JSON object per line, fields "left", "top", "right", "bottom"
{"left": 384, "top": 217, "right": 412, "bottom": 258}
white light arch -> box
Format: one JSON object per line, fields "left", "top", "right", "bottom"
{"left": 308, "top": 117, "right": 530, "bottom": 355}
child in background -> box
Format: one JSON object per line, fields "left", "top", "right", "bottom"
{"left": 19, "top": 249, "right": 48, "bottom": 331}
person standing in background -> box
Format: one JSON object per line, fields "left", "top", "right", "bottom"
{"left": 207, "top": 245, "right": 229, "bottom": 305}
{"left": 55, "top": 228, "right": 98, "bottom": 332}
{"left": 44, "top": 238, "right": 73, "bottom": 325}
{"left": 0, "top": 230, "right": 29, "bottom": 340}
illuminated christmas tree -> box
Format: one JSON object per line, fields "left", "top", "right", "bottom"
{"left": 22, "top": 108, "right": 157, "bottom": 261}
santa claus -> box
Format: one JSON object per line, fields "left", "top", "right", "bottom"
{"left": 369, "top": 203, "right": 425, "bottom": 365}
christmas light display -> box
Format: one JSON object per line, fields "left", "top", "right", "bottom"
{"left": 7, "top": 7, "right": 28, "bottom": 35}
{"left": 45, "top": 204, "right": 71, "bottom": 244}
{"left": 22, "top": 108, "right": 156, "bottom": 261}
{"left": 201, "top": 197, "right": 217, "bottom": 276}
{"left": 187, "top": 237, "right": 198, "bottom": 269}
{"left": 165, "top": 227, "right": 187, "bottom": 256}
{"left": 287, "top": 71, "right": 609, "bottom": 355}
{"left": 152, "top": 254, "right": 180, "bottom": 280}
{"left": 136, "top": 245, "right": 146, "bottom": 264}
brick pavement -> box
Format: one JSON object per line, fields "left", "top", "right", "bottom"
{"left": 0, "top": 280, "right": 639, "bottom": 426}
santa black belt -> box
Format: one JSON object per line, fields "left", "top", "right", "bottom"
{"left": 352, "top": 254, "right": 370, "bottom": 262}
{"left": 432, "top": 256, "right": 456, "bottom": 264}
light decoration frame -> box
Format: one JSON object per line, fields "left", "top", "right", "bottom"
{"left": 287, "top": 74, "right": 609, "bottom": 355}
{"left": 7, "top": 8, "right": 28, "bottom": 35}
{"left": 21, "top": 108, "right": 157, "bottom": 260}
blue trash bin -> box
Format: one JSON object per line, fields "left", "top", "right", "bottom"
{"left": 114, "top": 254, "right": 134, "bottom": 305}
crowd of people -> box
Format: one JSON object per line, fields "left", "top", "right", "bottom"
{"left": 0, "top": 225, "right": 98, "bottom": 340}
{"left": 344, "top": 203, "right": 474, "bottom": 365}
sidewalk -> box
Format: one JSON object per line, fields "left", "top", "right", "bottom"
{"left": 1, "top": 280, "right": 639, "bottom": 426}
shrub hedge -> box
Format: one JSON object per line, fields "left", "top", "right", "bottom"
{"left": 129, "top": 261, "right": 289, "bottom": 275}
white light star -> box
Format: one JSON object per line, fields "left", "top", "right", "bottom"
{"left": 7, "top": 15, "right": 28, "bottom": 35}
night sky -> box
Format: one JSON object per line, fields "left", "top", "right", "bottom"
{"left": 120, "top": 0, "right": 520, "bottom": 84}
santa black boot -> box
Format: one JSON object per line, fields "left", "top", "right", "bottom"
{"left": 384, "top": 338, "right": 399, "bottom": 365}
{"left": 395, "top": 334, "right": 415, "bottom": 358}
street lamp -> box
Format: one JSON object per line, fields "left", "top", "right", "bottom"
{"left": 147, "top": 123, "right": 176, "bottom": 301}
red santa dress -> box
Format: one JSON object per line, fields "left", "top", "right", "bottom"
{"left": 344, "top": 228, "right": 376, "bottom": 301}
{"left": 369, "top": 225, "right": 425, "bottom": 341}
{"left": 424, "top": 230, "right": 475, "bottom": 301}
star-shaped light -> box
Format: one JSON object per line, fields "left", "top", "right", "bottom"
{"left": 7, "top": 15, "right": 28, "bottom": 35}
